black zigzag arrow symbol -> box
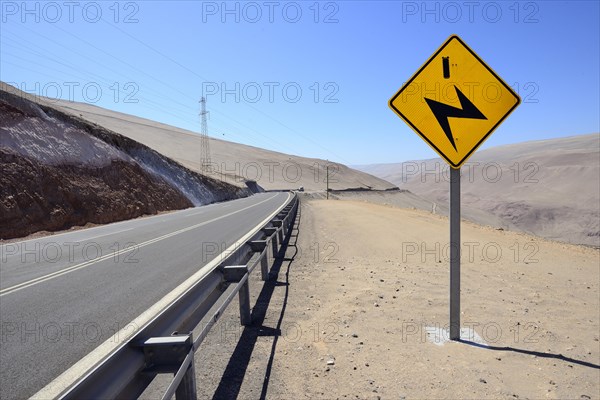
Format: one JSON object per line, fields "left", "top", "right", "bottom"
{"left": 424, "top": 85, "right": 487, "bottom": 151}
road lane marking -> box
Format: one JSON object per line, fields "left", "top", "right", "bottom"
{"left": 0, "top": 194, "right": 280, "bottom": 297}
{"left": 81, "top": 227, "right": 134, "bottom": 242}
{"left": 32, "top": 192, "right": 292, "bottom": 400}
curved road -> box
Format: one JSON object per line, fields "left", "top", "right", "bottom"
{"left": 0, "top": 192, "right": 290, "bottom": 399}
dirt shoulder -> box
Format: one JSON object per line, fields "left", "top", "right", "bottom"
{"left": 152, "top": 197, "right": 599, "bottom": 399}
{"left": 265, "top": 199, "right": 599, "bottom": 399}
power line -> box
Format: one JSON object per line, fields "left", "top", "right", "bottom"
{"left": 2, "top": 22, "right": 335, "bottom": 160}
{"left": 1, "top": 25, "right": 298, "bottom": 155}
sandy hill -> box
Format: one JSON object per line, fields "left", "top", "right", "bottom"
{"left": 42, "top": 98, "right": 396, "bottom": 192}
{"left": 302, "top": 189, "right": 513, "bottom": 231}
{"left": 355, "top": 134, "right": 600, "bottom": 247}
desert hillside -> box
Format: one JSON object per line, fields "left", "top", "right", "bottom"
{"left": 37, "top": 94, "right": 396, "bottom": 192}
{"left": 304, "top": 189, "right": 515, "bottom": 231}
{"left": 0, "top": 84, "right": 250, "bottom": 239}
{"left": 356, "top": 134, "right": 600, "bottom": 247}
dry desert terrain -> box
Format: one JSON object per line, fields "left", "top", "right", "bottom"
{"left": 356, "top": 134, "right": 600, "bottom": 247}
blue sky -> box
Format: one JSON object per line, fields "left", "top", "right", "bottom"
{"left": 1, "top": 1, "right": 599, "bottom": 164}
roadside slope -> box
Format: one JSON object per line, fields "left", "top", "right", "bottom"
{"left": 0, "top": 84, "right": 249, "bottom": 239}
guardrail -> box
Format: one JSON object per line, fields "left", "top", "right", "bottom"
{"left": 56, "top": 193, "right": 299, "bottom": 400}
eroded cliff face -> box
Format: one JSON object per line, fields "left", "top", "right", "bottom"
{"left": 0, "top": 149, "right": 194, "bottom": 239}
{"left": 0, "top": 87, "right": 251, "bottom": 240}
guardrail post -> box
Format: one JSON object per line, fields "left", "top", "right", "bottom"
{"left": 262, "top": 227, "right": 278, "bottom": 262}
{"left": 142, "top": 335, "right": 197, "bottom": 400}
{"left": 272, "top": 220, "right": 284, "bottom": 248}
{"left": 248, "top": 240, "right": 269, "bottom": 281}
{"left": 238, "top": 278, "right": 251, "bottom": 326}
{"left": 284, "top": 213, "right": 291, "bottom": 235}
{"left": 176, "top": 360, "right": 197, "bottom": 400}
{"left": 223, "top": 265, "right": 251, "bottom": 325}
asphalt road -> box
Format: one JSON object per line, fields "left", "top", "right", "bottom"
{"left": 0, "top": 192, "right": 290, "bottom": 399}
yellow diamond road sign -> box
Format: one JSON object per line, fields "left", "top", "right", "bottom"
{"left": 389, "top": 35, "right": 520, "bottom": 168}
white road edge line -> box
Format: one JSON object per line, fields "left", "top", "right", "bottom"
{"left": 32, "top": 192, "right": 291, "bottom": 400}
{"left": 0, "top": 194, "right": 279, "bottom": 297}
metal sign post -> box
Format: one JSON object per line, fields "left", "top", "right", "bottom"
{"left": 326, "top": 164, "right": 329, "bottom": 199}
{"left": 388, "top": 35, "right": 520, "bottom": 342}
{"left": 449, "top": 167, "right": 461, "bottom": 340}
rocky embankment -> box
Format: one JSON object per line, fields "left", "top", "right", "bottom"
{"left": 0, "top": 88, "right": 251, "bottom": 240}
